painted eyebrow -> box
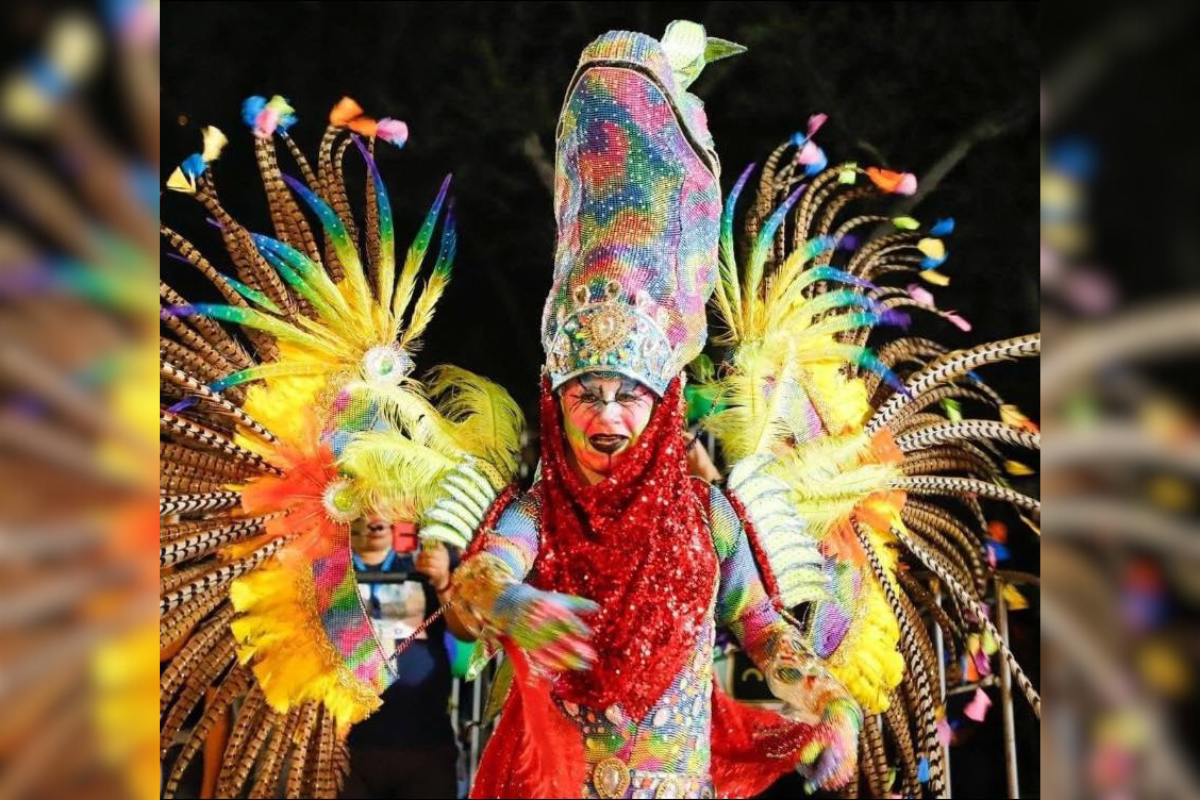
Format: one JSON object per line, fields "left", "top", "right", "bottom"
{"left": 575, "top": 375, "right": 644, "bottom": 395}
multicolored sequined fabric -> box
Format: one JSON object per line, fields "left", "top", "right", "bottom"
{"left": 542, "top": 30, "right": 723, "bottom": 395}
{"left": 312, "top": 534, "right": 394, "bottom": 693}
{"left": 289, "top": 385, "right": 399, "bottom": 694}
{"left": 559, "top": 612, "right": 719, "bottom": 799}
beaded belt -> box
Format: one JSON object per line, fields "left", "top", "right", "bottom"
{"left": 591, "top": 757, "right": 714, "bottom": 799}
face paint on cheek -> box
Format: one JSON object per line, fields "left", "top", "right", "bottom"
{"left": 619, "top": 402, "right": 653, "bottom": 446}
{"left": 559, "top": 375, "right": 657, "bottom": 481}
{"left": 563, "top": 414, "right": 590, "bottom": 454}
{"left": 562, "top": 402, "right": 617, "bottom": 479}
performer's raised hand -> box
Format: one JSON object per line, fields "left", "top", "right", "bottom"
{"left": 762, "top": 633, "right": 862, "bottom": 792}
{"left": 493, "top": 582, "right": 598, "bottom": 673}
{"left": 796, "top": 697, "right": 862, "bottom": 793}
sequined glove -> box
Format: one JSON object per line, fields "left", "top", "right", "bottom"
{"left": 418, "top": 459, "right": 499, "bottom": 549}
{"left": 764, "top": 633, "right": 862, "bottom": 792}
{"left": 494, "top": 582, "right": 598, "bottom": 672}
{"left": 452, "top": 553, "right": 598, "bottom": 673}
{"left": 796, "top": 697, "right": 862, "bottom": 793}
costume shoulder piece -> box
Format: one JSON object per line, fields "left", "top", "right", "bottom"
{"left": 159, "top": 97, "right": 524, "bottom": 798}
{"left": 704, "top": 117, "right": 1041, "bottom": 798}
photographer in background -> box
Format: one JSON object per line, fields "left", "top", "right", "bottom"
{"left": 341, "top": 517, "right": 474, "bottom": 799}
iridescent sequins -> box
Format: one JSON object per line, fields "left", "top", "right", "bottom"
{"left": 543, "top": 31, "right": 723, "bottom": 395}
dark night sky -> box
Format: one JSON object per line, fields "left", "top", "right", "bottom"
{"left": 162, "top": 1, "right": 1039, "bottom": 418}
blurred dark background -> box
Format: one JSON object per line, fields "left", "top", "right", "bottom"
{"left": 163, "top": 4, "right": 1039, "bottom": 796}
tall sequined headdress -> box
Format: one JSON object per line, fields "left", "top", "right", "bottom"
{"left": 541, "top": 21, "right": 745, "bottom": 395}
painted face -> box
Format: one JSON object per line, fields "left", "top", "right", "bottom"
{"left": 558, "top": 373, "right": 656, "bottom": 484}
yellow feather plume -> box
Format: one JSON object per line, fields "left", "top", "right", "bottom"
{"left": 357, "top": 381, "right": 463, "bottom": 456}
{"left": 337, "top": 430, "right": 457, "bottom": 521}
{"left": 400, "top": 273, "right": 449, "bottom": 348}
{"left": 425, "top": 365, "right": 525, "bottom": 482}
{"left": 239, "top": 345, "right": 328, "bottom": 448}
{"left": 805, "top": 354, "right": 872, "bottom": 433}
{"left": 391, "top": 249, "right": 423, "bottom": 325}
{"left": 771, "top": 432, "right": 899, "bottom": 541}
{"left": 201, "top": 125, "right": 228, "bottom": 162}
{"left": 704, "top": 340, "right": 807, "bottom": 462}
{"left": 822, "top": 567, "right": 905, "bottom": 713}
{"left": 228, "top": 551, "right": 381, "bottom": 732}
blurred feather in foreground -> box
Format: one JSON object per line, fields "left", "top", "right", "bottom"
{"left": 0, "top": 3, "right": 158, "bottom": 800}
{"left": 1042, "top": 5, "right": 1200, "bottom": 796}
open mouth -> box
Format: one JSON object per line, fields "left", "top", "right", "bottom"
{"left": 588, "top": 434, "right": 629, "bottom": 454}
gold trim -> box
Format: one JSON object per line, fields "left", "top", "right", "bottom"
{"left": 593, "top": 757, "right": 631, "bottom": 799}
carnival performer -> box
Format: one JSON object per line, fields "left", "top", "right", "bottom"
{"left": 419, "top": 23, "right": 861, "bottom": 799}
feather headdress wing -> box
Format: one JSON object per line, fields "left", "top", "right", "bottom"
{"left": 159, "top": 97, "right": 523, "bottom": 798}
{"left": 705, "top": 116, "right": 1040, "bottom": 799}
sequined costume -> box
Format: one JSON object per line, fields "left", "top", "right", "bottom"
{"left": 442, "top": 26, "right": 857, "bottom": 798}
{"left": 463, "top": 476, "right": 826, "bottom": 799}
{"left": 158, "top": 18, "right": 1041, "bottom": 800}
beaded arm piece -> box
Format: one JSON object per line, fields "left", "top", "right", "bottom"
{"left": 451, "top": 492, "right": 599, "bottom": 674}
{"left": 710, "top": 486, "right": 862, "bottom": 788}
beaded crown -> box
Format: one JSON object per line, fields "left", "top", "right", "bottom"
{"left": 541, "top": 22, "right": 744, "bottom": 395}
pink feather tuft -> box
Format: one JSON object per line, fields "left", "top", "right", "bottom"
{"left": 376, "top": 118, "right": 409, "bottom": 147}
{"left": 798, "top": 140, "right": 823, "bottom": 165}
{"left": 964, "top": 687, "right": 993, "bottom": 722}
{"left": 936, "top": 715, "right": 952, "bottom": 747}
{"left": 907, "top": 284, "right": 936, "bottom": 306}
{"left": 254, "top": 107, "right": 280, "bottom": 138}
{"left": 946, "top": 311, "right": 973, "bottom": 332}
{"left": 896, "top": 172, "right": 919, "bottom": 195}
{"left": 807, "top": 113, "right": 828, "bottom": 136}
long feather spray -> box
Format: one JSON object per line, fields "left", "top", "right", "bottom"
{"left": 209, "top": 360, "right": 330, "bottom": 393}
{"left": 400, "top": 203, "right": 456, "bottom": 347}
{"left": 164, "top": 304, "right": 339, "bottom": 356}
{"left": 393, "top": 175, "right": 452, "bottom": 325}
{"left": 765, "top": 235, "right": 840, "bottom": 313}
{"left": 715, "top": 163, "right": 755, "bottom": 337}
{"left": 256, "top": 246, "right": 341, "bottom": 325}
{"left": 743, "top": 185, "right": 805, "bottom": 334}
{"left": 351, "top": 135, "right": 396, "bottom": 317}
{"left": 281, "top": 173, "right": 372, "bottom": 318}
{"left": 252, "top": 234, "right": 351, "bottom": 321}
{"left": 425, "top": 365, "right": 525, "bottom": 480}
{"left": 219, "top": 274, "right": 283, "bottom": 315}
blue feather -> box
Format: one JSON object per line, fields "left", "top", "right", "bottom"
{"left": 241, "top": 95, "right": 266, "bottom": 129}
{"left": 181, "top": 153, "right": 206, "bottom": 179}
{"left": 930, "top": 218, "right": 956, "bottom": 236}
{"left": 167, "top": 396, "right": 199, "bottom": 414}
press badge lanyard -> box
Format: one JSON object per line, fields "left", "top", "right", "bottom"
{"left": 353, "top": 550, "right": 398, "bottom": 618}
